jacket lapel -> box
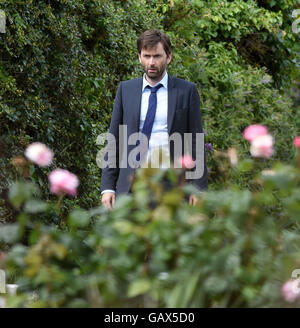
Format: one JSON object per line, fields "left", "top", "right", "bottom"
{"left": 167, "top": 74, "right": 177, "bottom": 134}
{"left": 132, "top": 77, "right": 143, "bottom": 133}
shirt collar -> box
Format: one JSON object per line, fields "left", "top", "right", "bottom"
{"left": 142, "top": 71, "right": 168, "bottom": 92}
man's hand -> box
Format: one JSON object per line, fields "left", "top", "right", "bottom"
{"left": 101, "top": 192, "right": 116, "bottom": 211}
{"left": 189, "top": 194, "right": 199, "bottom": 206}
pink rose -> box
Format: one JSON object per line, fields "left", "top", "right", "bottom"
{"left": 243, "top": 125, "right": 268, "bottom": 142}
{"left": 250, "top": 134, "right": 274, "bottom": 158}
{"left": 25, "top": 142, "right": 53, "bottom": 167}
{"left": 48, "top": 168, "right": 79, "bottom": 197}
{"left": 180, "top": 155, "right": 195, "bottom": 169}
{"left": 293, "top": 136, "right": 300, "bottom": 148}
{"left": 281, "top": 279, "right": 300, "bottom": 303}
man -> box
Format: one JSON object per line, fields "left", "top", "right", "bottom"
{"left": 101, "top": 29, "right": 208, "bottom": 210}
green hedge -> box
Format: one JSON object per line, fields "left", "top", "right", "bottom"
{"left": 0, "top": 0, "right": 299, "bottom": 222}
{"left": 0, "top": 0, "right": 161, "bottom": 222}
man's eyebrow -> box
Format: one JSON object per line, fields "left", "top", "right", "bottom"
{"left": 142, "top": 53, "right": 163, "bottom": 56}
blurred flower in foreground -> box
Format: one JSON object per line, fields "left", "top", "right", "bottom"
{"left": 281, "top": 279, "right": 300, "bottom": 303}
{"left": 48, "top": 168, "right": 79, "bottom": 197}
{"left": 205, "top": 143, "right": 213, "bottom": 152}
{"left": 12, "top": 155, "right": 27, "bottom": 168}
{"left": 179, "top": 155, "right": 195, "bottom": 170}
{"left": 243, "top": 124, "right": 268, "bottom": 142}
{"left": 250, "top": 134, "right": 274, "bottom": 158}
{"left": 25, "top": 142, "right": 53, "bottom": 167}
{"left": 228, "top": 148, "right": 238, "bottom": 165}
{"left": 293, "top": 136, "right": 300, "bottom": 148}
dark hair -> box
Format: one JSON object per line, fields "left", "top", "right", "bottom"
{"left": 137, "top": 29, "right": 172, "bottom": 56}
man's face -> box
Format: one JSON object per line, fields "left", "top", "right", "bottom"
{"left": 138, "top": 42, "right": 172, "bottom": 82}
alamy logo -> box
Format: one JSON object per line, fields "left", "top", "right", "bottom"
{"left": 0, "top": 10, "right": 5, "bottom": 33}
{"left": 0, "top": 269, "right": 5, "bottom": 293}
{"left": 292, "top": 9, "right": 300, "bottom": 34}
{"left": 96, "top": 127, "right": 206, "bottom": 180}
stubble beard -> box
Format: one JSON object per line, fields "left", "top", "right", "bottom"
{"left": 143, "top": 64, "right": 166, "bottom": 83}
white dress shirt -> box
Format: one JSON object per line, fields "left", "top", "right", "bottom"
{"left": 101, "top": 71, "right": 170, "bottom": 195}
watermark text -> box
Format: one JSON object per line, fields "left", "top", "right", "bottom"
{"left": 0, "top": 10, "right": 6, "bottom": 33}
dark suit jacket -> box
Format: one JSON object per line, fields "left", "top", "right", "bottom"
{"left": 100, "top": 74, "right": 208, "bottom": 197}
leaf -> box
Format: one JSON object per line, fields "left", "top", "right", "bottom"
{"left": 237, "top": 159, "right": 253, "bottom": 172}
{"left": 24, "top": 199, "right": 49, "bottom": 213}
{"left": 113, "top": 194, "right": 133, "bottom": 210}
{"left": 68, "top": 209, "right": 90, "bottom": 228}
{"left": 168, "top": 272, "right": 201, "bottom": 307}
{"left": 168, "top": 283, "right": 184, "bottom": 308}
{"left": 242, "top": 286, "right": 258, "bottom": 302}
{"left": 0, "top": 224, "right": 21, "bottom": 243}
{"left": 179, "top": 272, "right": 201, "bottom": 307}
{"left": 162, "top": 190, "right": 183, "bottom": 206}
{"left": 128, "top": 279, "right": 151, "bottom": 298}
{"left": 52, "top": 243, "right": 67, "bottom": 260}
{"left": 152, "top": 205, "right": 172, "bottom": 222}
{"left": 8, "top": 182, "right": 40, "bottom": 209}
{"left": 203, "top": 275, "right": 228, "bottom": 294}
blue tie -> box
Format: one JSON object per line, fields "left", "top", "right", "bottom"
{"left": 136, "top": 83, "right": 163, "bottom": 163}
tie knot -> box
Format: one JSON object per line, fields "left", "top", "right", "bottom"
{"left": 147, "top": 83, "right": 163, "bottom": 94}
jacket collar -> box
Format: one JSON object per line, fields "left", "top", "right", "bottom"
{"left": 142, "top": 71, "right": 168, "bottom": 91}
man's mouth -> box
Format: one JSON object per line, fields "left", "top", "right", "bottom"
{"left": 148, "top": 68, "right": 157, "bottom": 72}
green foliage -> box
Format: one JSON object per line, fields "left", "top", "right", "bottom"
{"left": 1, "top": 149, "right": 300, "bottom": 308}
{"left": 0, "top": 0, "right": 161, "bottom": 221}
{"left": 159, "top": 0, "right": 299, "bottom": 188}
{"left": 1, "top": 0, "right": 299, "bottom": 222}
{"left": 0, "top": 0, "right": 299, "bottom": 308}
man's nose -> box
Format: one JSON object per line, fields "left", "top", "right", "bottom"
{"left": 149, "top": 57, "right": 155, "bottom": 65}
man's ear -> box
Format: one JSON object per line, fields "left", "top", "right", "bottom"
{"left": 138, "top": 53, "right": 141, "bottom": 63}
{"left": 167, "top": 52, "right": 172, "bottom": 65}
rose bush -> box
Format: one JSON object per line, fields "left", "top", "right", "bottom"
{"left": 0, "top": 132, "right": 300, "bottom": 308}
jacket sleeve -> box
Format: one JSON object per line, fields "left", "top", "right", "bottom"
{"left": 100, "top": 82, "right": 123, "bottom": 192}
{"left": 187, "top": 83, "right": 208, "bottom": 192}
